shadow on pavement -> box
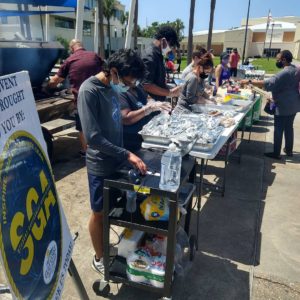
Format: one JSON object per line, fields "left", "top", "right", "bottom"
{"left": 104, "top": 252, "right": 250, "bottom": 300}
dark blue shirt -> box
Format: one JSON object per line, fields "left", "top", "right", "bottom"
{"left": 119, "top": 85, "right": 156, "bottom": 151}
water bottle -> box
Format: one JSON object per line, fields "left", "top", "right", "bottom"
{"left": 126, "top": 190, "right": 137, "bottom": 213}
{"left": 159, "top": 143, "right": 182, "bottom": 192}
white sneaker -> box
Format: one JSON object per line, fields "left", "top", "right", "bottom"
{"left": 92, "top": 256, "right": 105, "bottom": 274}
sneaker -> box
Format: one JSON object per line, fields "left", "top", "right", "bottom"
{"left": 264, "top": 152, "right": 282, "bottom": 160}
{"left": 79, "top": 150, "right": 86, "bottom": 158}
{"left": 92, "top": 256, "right": 105, "bottom": 274}
{"left": 283, "top": 148, "right": 293, "bottom": 157}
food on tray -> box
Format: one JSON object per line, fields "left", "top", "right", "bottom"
{"left": 208, "top": 109, "right": 221, "bottom": 116}
{"left": 139, "top": 108, "right": 238, "bottom": 150}
{"left": 220, "top": 117, "right": 235, "bottom": 128}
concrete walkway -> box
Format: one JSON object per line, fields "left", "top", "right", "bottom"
{"left": 0, "top": 107, "right": 300, "bottom": 300}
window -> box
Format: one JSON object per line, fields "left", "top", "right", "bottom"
{"left": 83, "top": 21, "right": 92, "bottom": 36}
{"left": 0, "top": 16, "right": 8, "bottom": 24}
{"left": 55, "top": 17, "right": 75, "bottom": 29}
{"left": 114, "top": 9, "right": 122, "bottom": 21}
{"left": 85, "top": 0, "right": 94, "bottom": 9}
{"left": 263, "top": 48, "right": 280, "bottom": 58}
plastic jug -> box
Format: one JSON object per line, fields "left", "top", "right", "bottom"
{"left": 159, "top": 143, "right": 182, "bottom": 192}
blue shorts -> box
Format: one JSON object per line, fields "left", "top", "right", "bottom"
{"left": 87, "top": 173, "right": 105, "bottom": 212}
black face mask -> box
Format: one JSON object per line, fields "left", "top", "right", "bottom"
{"left": 276, "top": 61, "right": 284, "bottom": 69}
{"left": 200, "top": 72, "right": 209, "bottom": 79}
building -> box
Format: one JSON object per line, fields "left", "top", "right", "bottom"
{"left": 0, "top": 1, "right": 128, "bottom": 53}
{"left": 181, "top": 16, "right": 300, "bottom": 59}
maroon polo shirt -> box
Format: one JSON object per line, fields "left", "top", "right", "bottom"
{"left": 57, "top": 48, "right": 103, "bottom": 105}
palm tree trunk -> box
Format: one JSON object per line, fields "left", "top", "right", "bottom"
{"left": 107, "top": 19, "right": 111, "bottom": 55}
{"left": 207, "top": 0, "right": 216, "bottom": 51}
{"left": 98, "top": 0, "right": 105, "bottom": 58}
{"left": 133, "top": 0, "right": 138, "bottom": 49}
{"left": 187, "top": 0, "right": 196, "bottom": 64}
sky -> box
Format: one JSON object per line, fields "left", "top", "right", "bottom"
{"left": 120, "top": 0, "right": 300, "bottom": 35}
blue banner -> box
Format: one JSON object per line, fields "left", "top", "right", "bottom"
{"left": 0, "top": 10, "right": 74, "bottom": 17}
{"left": 0, "top": 0, "right": 78, "bottom": 7}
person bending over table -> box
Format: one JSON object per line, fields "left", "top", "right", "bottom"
{"left": 173, "top": 53, "right": 214, "bottom": 114}
{"left": 142, "top": 26, "right": 181, "bottom": 101}
{"left": 119, "top": 84, "right": 171, "bottom": 152}
{"left": 240, "top": 50, "right": 300, "bottom": 159}
{"left": 78, "top": 49, "right": 147, "bottom": 275}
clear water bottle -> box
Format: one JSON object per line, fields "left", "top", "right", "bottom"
{"left": 126, "top": 190, "right": 137, "bottom": 213}
{"left": 159, "top": 143, "right": 182, "bottom": 192}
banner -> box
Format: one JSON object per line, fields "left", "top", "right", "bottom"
{"left": 0, "top": 71, "right": 74, "bottom": 299}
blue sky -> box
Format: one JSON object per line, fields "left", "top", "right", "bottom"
{"left": 120, "top": 0, "right": 300, "bottom": 34}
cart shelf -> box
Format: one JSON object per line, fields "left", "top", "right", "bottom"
{"left": 109, "top": 255, "right": 164, "bottom": 294}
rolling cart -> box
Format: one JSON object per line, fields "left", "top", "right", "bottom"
{"left": 93, "top": 150, "right": 197, "bottom": 300}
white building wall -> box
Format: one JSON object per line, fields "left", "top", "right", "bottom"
{"left": 247, "top": 42, "right": 295, "bottom": 57}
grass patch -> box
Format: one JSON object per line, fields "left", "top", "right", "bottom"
{"left": 180, "top": 56, "right": 220, "bottom": 71}
{"left": 179, "top": 56, "right": 279, "bottom": 74}
{"left": 251, "top": 58, "right": 278, "bottom": 74}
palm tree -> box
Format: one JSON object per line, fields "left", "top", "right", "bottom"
{"left": 97, "top": 0, "right": 105, "bottom": 58}
{"left": 120, "top": 11, "right": 129, "bottom": 36}
{"left": 207, "top": 0, "right": 216, "bottom": 51}
{"left": 187, "top": 0, "right": 196, "bottom": 64}
{"left": 103, "top": 0, "right": 115, "bottom": 55}
{"left": 174, "top": 18, "right": 185, "bottom": 41}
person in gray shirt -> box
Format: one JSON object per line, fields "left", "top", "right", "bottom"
{"left": 181, "top": 49, "right": 206, "bottom": 80}
{"left": 78, "top": 49, "right": 147, "bottom": 274}
{"left": 242, "top": 50, "right": 300, "bottom": 159}
{"left": 174, "top": 53, "right": 214, "bottom": 114}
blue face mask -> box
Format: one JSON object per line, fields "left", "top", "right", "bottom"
{"left": 110, "top": 72, "right": 130, "bottom": 93}
{"left": 110, "top": 81, "right": 129, "bottom": 93}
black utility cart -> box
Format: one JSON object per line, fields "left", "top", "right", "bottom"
{"left": 93, "top": 150, "right": 197, "bottom": 300}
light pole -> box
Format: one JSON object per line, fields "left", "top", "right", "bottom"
{"left": 242, "top": 0, "right": 251, "bottom": 64}
{"left": 268, "top": 22, "right": 275, "bottom": 60}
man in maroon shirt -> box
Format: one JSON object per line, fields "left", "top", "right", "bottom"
{"left": 229, "top": 48, "right": 240, "bottom": 77}
{"left": 49, "top": 39, "right": 103, "bottom": 156}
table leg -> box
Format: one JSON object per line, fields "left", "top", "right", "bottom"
{"left": 196, "top": 159, "right": 205, "bottom": 250}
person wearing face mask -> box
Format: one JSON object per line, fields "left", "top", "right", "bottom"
{"left": 213, "top": 52, "right": 231, "bottom": 95}
{"left": 181, "top": 48, "right": 207, "bottom": 80}
{"left": 48, "top": 39, "right": 103, "bottom": 157}
{"left": 77, "top": 49, "right": 147, "bottom": 275}
{"left": 142, "top": 26, "right": 181, "bottom": 101}
{"left": 119, "top": 83, "right": 172, "bottom": 152}
{"left": 240, "top": 50, "right": 300, "bottom": 159}
{"left": 173, "top": 53, "right": 214, "bottom": 114}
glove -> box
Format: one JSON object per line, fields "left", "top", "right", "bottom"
{"left": 169, "top": 86, "right": 181, "bottom": 97}
{"left": 143, "top": 101, "right": 172, "bottom": 116}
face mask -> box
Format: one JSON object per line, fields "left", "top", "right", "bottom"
{"left": 222, "top": 59, "right": 229, "bottom": 65}
{"left": 110, "top": 72, "right": 130, "bottom": 93}
{"left": 161, "top": 40, "right": 171, "bottom": 56}
{"left": 200, "top": 72, "right": 209, "bottom": 79}
{"left": 276, "top": 61, "right": 284, "bottom": 69}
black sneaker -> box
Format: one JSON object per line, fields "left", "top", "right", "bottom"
{"left": 92, "top": 256, "right": 104, "bottom": 274}
{"left": 264, "top": 152, "right": 282, "bottom": 160}
{"left": 283, "top": 148, "right": 293, "bottom": 157}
